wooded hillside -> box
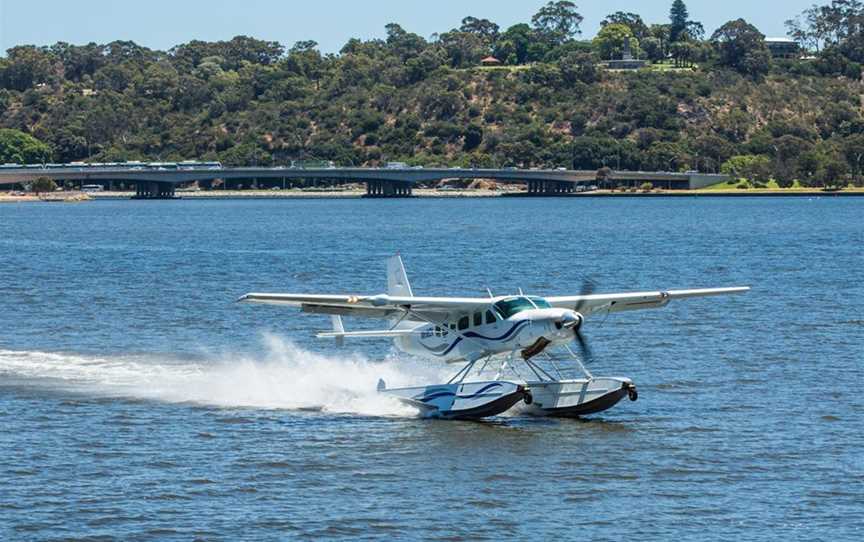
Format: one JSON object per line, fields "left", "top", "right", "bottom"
{"left": 2, "top": 1, "right": 864, "bottom": 187}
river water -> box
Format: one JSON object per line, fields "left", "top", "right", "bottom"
{"left": 1, "top": 197, "right": 862, "bottom": 540}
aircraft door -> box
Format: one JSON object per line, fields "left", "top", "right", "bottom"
{"left": 485, "top": 309, "right": 500, "bottom": 331}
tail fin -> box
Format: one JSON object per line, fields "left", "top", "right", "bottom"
{"left": 387, "top": 255, "right": 413, "bottom": 297}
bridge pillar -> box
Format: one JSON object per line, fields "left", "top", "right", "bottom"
{"left": 542, "top": 181, "right": 573, "bottom": 195}
{"left": 522, "top": 180, "right": 574, "bottom": 196}
{"left": 364, "top": 180, "right": 413, "bottom": 198}
{"left": 132, "top": 181, "right": 177, "bottom": 199}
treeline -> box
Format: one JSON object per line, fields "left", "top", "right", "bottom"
{"left": 1, "top": 0, "right": 864, "bottom": 187}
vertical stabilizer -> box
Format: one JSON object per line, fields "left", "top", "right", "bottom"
{"left": 331, "top": 315, "right": 345, "bottom": 347}
{"left": 387, "top": 255, "right": 413, "bottom": 298}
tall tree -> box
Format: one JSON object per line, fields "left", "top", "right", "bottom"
{"left": 593, "top": 24, "right": 640, "bottom": 60}
{"left": 531, "top": 1, "right": 584, "bottom": 46}
{"left": 494, "top": 24, "right": 535, "bottom": 64}
{"left": 785, "top": 1, "right": 864, "bottom": 51}
{"left": 0, "top": 46, "right": 57, "bottom": 91}
{"left": 384, "top": 23, "right": 428, "bottom": 61}
{"left": 670, "top": 0, "right": 690, "bottom": 42}
{"left": 686, "top": 21, "right": 706, "bottom": 41}
{"left": 711, "top": 19, "right": 772, "bottom": 77}
{"left": 460, "top": 16, "right": 500, "bottom": 46}
{"left": 649, "top": 24, "right": 672, "bottom": 58}
{"left": 438, "top": 31, "right": 486, "bottom": 67}
{"left": 0, "top": 129, "right": 52, "bottom": 164}
{"left": 601, "top": 12, "right": 649, "bottom": 41}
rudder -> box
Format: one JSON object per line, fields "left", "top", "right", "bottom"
{"left": 387, "top": 255, "right": 413, "bottom": 298}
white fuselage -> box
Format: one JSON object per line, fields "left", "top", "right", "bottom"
{"left": 395, "top": 306, "right": 581, "bottom": 363}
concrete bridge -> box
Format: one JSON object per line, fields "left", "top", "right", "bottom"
{"left": 0, "top": 165, "right": 728, "bottom": 198}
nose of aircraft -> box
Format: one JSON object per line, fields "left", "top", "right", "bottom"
{"left": 554, "top": 311, "right": 580, "bottom": 330}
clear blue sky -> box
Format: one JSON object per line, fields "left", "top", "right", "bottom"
{"left": 0, "top": 0, "right": 816, "bottom": 53}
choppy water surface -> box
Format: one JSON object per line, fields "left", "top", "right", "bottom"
{"left": 1, "top": 197, "right": 862, "bottom": 540}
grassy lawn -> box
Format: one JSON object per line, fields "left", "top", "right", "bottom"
{"left": 457, "top": 65, "right": 532, "bottom": 73}
{"left": 645, "top": 61, "right": 697, "bottom": 73}
{"left": 698, "top": 178, "right": 864, "bottom": 192}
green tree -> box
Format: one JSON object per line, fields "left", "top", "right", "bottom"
{"left": 785, "top": 1, "right": 864, "bottom": 52}
{"left": 646, "top": 141, "right": 691, "bottom": 172}
{"left": 569, "top": 113, "right": 588, "bottom": 136}
{"left": 841, "top": 133, "right": 864, "bottom": 184}
{"left": 670, "top": 0, "right": 689, "bottom": 42}
{"left": 463, "top": 125, "right": 483, "bottom": 151}
{"left": 558, "top": 50, "right": 599, "bottom": 83}
{"left": 721, "top": 154, "right": 772, "bottom": 184}
{"left": 384, "top": 23, "right": 428, "bottom": 61}
{"left": 669, "top": 41, "right": 695, "bottom": 67}
{"left": 596, "top": 166, "right": 612, "bottom": 187}
{"left": 460, "top": 17, "right": 500, "bottom": 47}
{"left": 50, "top": 42, "right": 106, "bottom": 81}
{"left": 0, "top": 129, "right": 52, "bottom": 164}
{"left": 0, "top": 46, "right": 57, "bottom": 91}
{"left": 31, "top": 177, "right": 57, "bottom": 194}
{"left": 823, "top": 155, "right": 850, "bottom": 187}
{"left": 531, "top": 1, "right": 584, "bottom": 46}
{"left": 772, "top": 135, "right": 813, "bottom": 185}
{"left": 494, "top": 24, "right": 528, "bottom": 64}
{"left": 650, "top": 24, "right": 672, "bottom": 59}
{"left": 711, "top": 19, "right": 772, "bottom": 77}
{"left": 602, "top": 12, "right": 649, "bottom": 41}
{"left": 439, "top": 31, "right": 486, "bottom": 67}
{"left": 641, "top": 37, "right": 665, "bottom": 62}
{"left": 593, "top": 24, "right": 640, "bottom": 60}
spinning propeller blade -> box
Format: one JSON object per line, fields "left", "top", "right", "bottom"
{"left": 573, "top": 279, "right": 595, "bottom": 314}
{"left": 573, "top": 279, "right": 595, "bottom": 363}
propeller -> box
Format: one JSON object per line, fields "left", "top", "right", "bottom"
{"left": 572, "top": 279, "right": 595, "bottom": 363}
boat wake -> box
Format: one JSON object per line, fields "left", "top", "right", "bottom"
{"left": 0, "top": 334, "right": 445, "bottom": 417}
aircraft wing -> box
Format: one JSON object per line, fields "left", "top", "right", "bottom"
{"left": 546, "top": 287, "right": 749, "bottom": 317}
{"left": 237, "top": 293, "right": 492, "bottom": 320}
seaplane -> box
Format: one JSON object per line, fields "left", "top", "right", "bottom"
{"left": 238, "top": 256, "right": 749, "bottom": 420}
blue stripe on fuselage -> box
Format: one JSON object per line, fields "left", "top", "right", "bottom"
{"left": 420, "top": 320, "right": 529, "bottom": 357}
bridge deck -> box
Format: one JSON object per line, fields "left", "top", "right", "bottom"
{"left": 0, "top": 166, "right": 728, "bottom": 197}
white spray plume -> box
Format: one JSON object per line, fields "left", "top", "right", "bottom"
{"left": 0, "top": 334, "right": 448, "bottom": 417}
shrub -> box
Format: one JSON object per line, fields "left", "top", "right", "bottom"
{"left": 31, "top": 177, "right": 57, "bottom": 194}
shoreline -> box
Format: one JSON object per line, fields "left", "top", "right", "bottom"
{"left": 100, "top": 188, "right": 864, "bottom": 199}
{"left": 3, "top": 188, "right": 863, "bottom": 202}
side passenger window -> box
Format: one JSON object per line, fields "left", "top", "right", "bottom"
{"left": 486, "top": 310, "right": 497, "bottom": 324}
{"left": 458, "top": 316, "right": 469, "bottom": 330}
{"left": 473, "top": 312, "right": 483, "bottom": 327}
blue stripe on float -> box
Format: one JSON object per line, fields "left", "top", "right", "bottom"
{"left": 415, "top": 382, "right": 503, "bottom": 403}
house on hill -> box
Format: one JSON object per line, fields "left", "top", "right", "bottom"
{"left": 480, "top": 56, "right": 502, "bottom": 66}
{"left": 765, "top": 38, "right": 800, "bottom": 59}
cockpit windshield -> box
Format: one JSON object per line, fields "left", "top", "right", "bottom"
{"left": 493, "top": 296, "right": 551, "bottom": 319}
